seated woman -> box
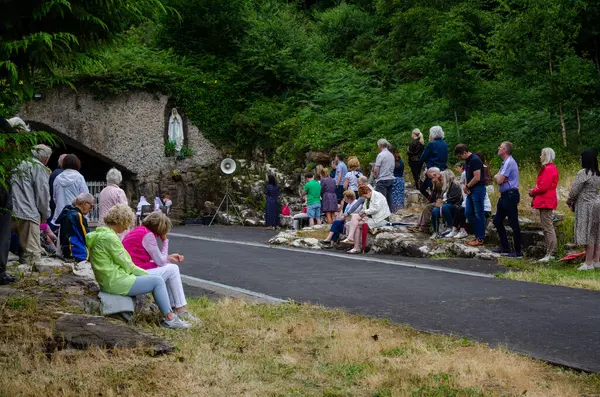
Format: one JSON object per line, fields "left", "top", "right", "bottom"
{"left": 122, "top": 212, "right": 198, "bottom": 322}
{"left": 86, "top": 204, "right": 191, "bottom": 329}
{"left": 320, "top": 190, "right": 363, "bottom": 246}
{"left": 408, "top": 168, "right": 443, "bottom": 233}
{"left": 430, "top": 170, "right": 463, "bottom": 239}
{"left": 56, "top": 193, "right": 93, "bottom": 262}
{"left": 348, "top": 185, "right": 391, "bottom": 254}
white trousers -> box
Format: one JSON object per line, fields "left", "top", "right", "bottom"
{"left": 147, "top": 264, "right": 187, "bottom": 309}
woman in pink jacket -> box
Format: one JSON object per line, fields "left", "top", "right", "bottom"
{"left": 529, "top": 148, "right": 559, "bottom": 263}
{"left": 122, "top": 211, "right": 198, "bottom": 322}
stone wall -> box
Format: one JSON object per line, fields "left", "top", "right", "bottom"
{"left": 19, "top": 88, "right": 220, "bottom": 179}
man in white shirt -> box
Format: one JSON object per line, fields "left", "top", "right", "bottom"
{"left": 373, "top": 138, "right": 395, "bottom": 212}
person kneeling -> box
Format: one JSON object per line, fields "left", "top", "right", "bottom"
{"left": 56, "top": 193, "right": 93, "bottom": 262}
{"left": 348, "top": 185, "right": 391, "bottom": 254}
{"left": 86, "top": 204, "right": 191, "bottom": 329}
{"left": 122, "top": 212, "right": 198, "bottom": 322}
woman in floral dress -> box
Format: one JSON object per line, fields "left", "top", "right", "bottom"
{"left": 567, "top": 149, "right": 600, "bottom": 271}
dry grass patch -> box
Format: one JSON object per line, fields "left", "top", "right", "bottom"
{"left": 1, "top": 297, "right": 599, "bottom": 396}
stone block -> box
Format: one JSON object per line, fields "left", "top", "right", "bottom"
{"left": 99, "top": 292, "right": 135, "bottom": 315}
{"left": 53, "top": 314, "right": 174, "bottom": 355}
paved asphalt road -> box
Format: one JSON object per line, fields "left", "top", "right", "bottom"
{"left": 170, "top": 226, "right": 600, "bottom": 372}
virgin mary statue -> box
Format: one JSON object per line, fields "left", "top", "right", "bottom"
{"left": 168, "top": 108, "right": 184, "bottom": 152}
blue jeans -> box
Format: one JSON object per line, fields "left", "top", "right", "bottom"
{"left": 465, "top": 184, "right": 486, "bottom": 240}
{"left": 329, "top": 220, "right": 345, "bottom": 241}
{"left": 431, "top": 204, "right": 456, "bottom": 232}
{"left": 493, "top": 190, "right": 521, "bottom": 254}
{"left": 307, "top": 203, "right": 321, "bottom": 219}
{"left": 127, "top": 275, "right": 171, "bottom": 315}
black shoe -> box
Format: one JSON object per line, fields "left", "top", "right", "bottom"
{"left": 0, "top": 274, "right": 19, "bottom": 285}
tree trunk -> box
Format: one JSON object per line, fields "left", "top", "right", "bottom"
{"left": 576, "top": 106, "right": 582, "bottom": 150}
{"left": 559, "top": 102, "right": 567, "bottom": 147}
{"left": 454, "top": 110, "right": 460, "bottom": 141}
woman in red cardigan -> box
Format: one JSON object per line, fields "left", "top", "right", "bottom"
{"left": 529, "top": 148, "right": 559, "bottom": 263}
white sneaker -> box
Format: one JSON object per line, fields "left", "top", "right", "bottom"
{"left": 577, "top": 264, "right": 595, "bottom": 271}
{"left": 176, "top": 311, "right": 202, "bottom": 324}
{"left": 444, "top": 230, "right": 458, "bottom": 239}
{"left": 454, "top": 229, "right": 468, "bottom": 239}
{"left": 538, "top": 255, "right": 555, "bottom": 263}
{"left": 162, "top": 316, "right": 192, "bottom": 329}
{"left": 593, "top": 263, "right": 600, "bottom": 269}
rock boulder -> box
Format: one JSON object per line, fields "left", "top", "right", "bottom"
{"left": 53, "top": 314, "right": 174, "bottom": 355}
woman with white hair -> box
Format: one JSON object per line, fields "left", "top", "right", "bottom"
{"left": 418, "top": 126, "right": 449, "bottom": 199}
{"left": 529, "top": 148, "right": 559, "bottom": 263}
{"left": 407, "top": 128, "right": 425, "bottom": 189}
{"left": 98, "top": 168, "right": 128, "bottom": 226}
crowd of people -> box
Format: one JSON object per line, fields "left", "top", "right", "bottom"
{"left": 0, "top": 132, "right": 195, "bottom": 328}
{"left": 265, "top": 125, "right": 600, "bottom": 268}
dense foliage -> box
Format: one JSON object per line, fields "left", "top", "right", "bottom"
{"left": 28, "top": 0, "right": 600, "bottom": 169}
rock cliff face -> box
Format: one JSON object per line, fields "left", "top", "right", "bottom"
{"left": 19, "top": 88, "right": 220, "bottom": 179}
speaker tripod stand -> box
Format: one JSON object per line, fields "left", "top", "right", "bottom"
{"left": 209, "top": 178, "right": 242, "bottom": 226}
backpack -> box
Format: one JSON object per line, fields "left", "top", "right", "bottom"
{"left": 483, "top": 166, "right": 492, "bottom": 185}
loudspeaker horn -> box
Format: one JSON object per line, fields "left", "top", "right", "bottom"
{"left": 220, "top": 158, "right": 237, "bottom": 175}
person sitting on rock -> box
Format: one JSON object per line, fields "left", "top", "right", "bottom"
{"left": 86, "top": 204, "right": 191, "bottom": 329}
{"left": 430, "top": 170, "right": 463, "bottom": 239}
{"left": 122, "top": 211, "right": 198, "bottom": 322}
{"left": 320, "top": 190, "right": 363, "bottom": 246}
{"left": 347, "top": 185, "right": 391, "bottom": 254}
{"left": 56, "top": 193, "right": 93, "bottom": 262}
{"left": 407, "top": 168, "right": 443, "bottom": 233}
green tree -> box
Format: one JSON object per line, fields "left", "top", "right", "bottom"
{"left": 1, "top": 0, "right": 167, "bottom": 96}
{"left": 486, "top": 0, "right": 587, "bottom": 147}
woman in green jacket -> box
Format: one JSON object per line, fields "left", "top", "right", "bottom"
{"left": 86, "top": 204, "right": 191, "bottom": 329}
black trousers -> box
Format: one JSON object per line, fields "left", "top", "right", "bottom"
{"left": 375, "top": 179, "right": 394, "bottom": 212}
{"left": 0, "top": 210, "right": 11, "bottom": 277}
{"left": 493, "top": 190, "right": 522, "bottom": 254}
{"left": 409, "top": 161, "right": 422, "bottom": 190}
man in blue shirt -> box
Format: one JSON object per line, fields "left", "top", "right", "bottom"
{"left": 419, "top": 126, "right": 448, "bottom": 199}
{"left": 493, "top": 141, "right": 522, "bottom": 258}
{"left": 454, "top": 144, "right": 486, "bottom": 247}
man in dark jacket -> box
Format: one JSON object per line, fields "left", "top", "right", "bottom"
{"left": 0, "top": 117, "right": 19, "bottom": 284}
{"left": 56, "top": 193, "right": 93, "bottom": 262}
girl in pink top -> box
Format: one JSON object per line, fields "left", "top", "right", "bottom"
{"left": 122, "top": 212, "right": 198, "bottom": 322}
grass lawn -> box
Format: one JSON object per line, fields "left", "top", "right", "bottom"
{"left": 1, "top": 296, "right": 599, "bottom": 396}
{"left": 497, "top": 257, "right": 600, "bottom": 290}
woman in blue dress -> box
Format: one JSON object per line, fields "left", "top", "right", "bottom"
{"left": 264, "top": 175, "right": 280, "bottom": 229}
{"left": 391, "top": 147, "right": 405, "bottom": 213}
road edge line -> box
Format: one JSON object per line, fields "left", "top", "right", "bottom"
{"left": 180, "top": 274, "right": 288, "bottom": 304}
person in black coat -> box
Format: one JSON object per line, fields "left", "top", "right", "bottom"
{"left": 407, "top": 128, "right": 425, "bottom": 190}
{"left": 0, "top": 117, "right": 19, "bottom": 284}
